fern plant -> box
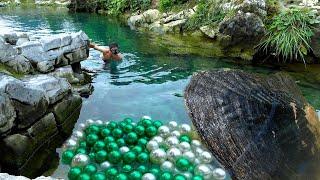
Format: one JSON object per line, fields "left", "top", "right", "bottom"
{"left": 258, "top": 7, "right": 319, "bottom": 63}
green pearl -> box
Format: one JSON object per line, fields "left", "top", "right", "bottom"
{"left": 122, "top": 164, "right": 133, "bottom": 173}
{"left": 61, "top": 150, "right": 74, "bottom": 164}
{"left": 123, "top": 151, "right": 136, "bottom": 163}
{"left": 84, "top": 164, "right": 97, "bottom": 175}
{"left": 153, "top": 120, "right": 163, "bottom": 128}
{"left": 126, "top": 132, "right": 138, "bottom": 144}
{"left": 92, "top": 172, "right": 106, "bottom": 180}
{"left": 123, "top": 124, "right": 133, "bottom": 133}
{"left": 86, "top": 125, "right": 100, "bottom": 134}
{"left": 129, "top": 170, "right": 142, "bottom": 180}
{"left": 107, "top": 121, "right": 117, "bottom": 130}
{"left": 93, "top": 141, "right": 106, "bottom": 151}
{"left": 116, "top": 138, "right": 126, "bottom": 147}
{"left": 88, "top": 152, "right": 96, "bottom": 161}
{"left": 86, "top": 134, "right": 99, "bottom": 145}
{"left": 134, "top": 125, "right": 145, "bottom": 136}
{"left": 76, "top": 148, "right": 87, "bottom": 154}
{"left": 105, "top": 167, "right": 118, "bottom": 177}
{"left": 160, "top": 172, "right": 173, "bottom": 180}
{"left": 176, "top": 158, "right": 190, "bottom": 171}
{"left": 119, "top": 122, "right": 127, "bottom": 130}
{"left": 137, "top": 138, "right": 148, "bottom": 147}
{"left": 124, "top": 118, "right": 133, "bottom": 124}
{"left": 132, "top": 146, "right": 143, "bottom": 154}
{"left": 192, "top": 175, "right": 204, "bottom": 180}
{"left": 78, "top": 173, "right": 91, "bottom": 180}
{"left": 112, "top": 128, "right": 123, "bottom": 138}
{"left": 141, "top": 119, "right": 152, "bottom": 127}
{"left": 150, "top": 168, "right": 161, "bottom": 177}
{"left": 174, "top": 174, "right": 186, "bottom": 180}
{"left": 104, "top": 136, "right": 115, "bottom": 144}
{"left": 116, "top": 173, "right": 128, "bottom": 180}
{"left": 79, "top": 141, "right": 87, "bottom": 148}
{"left": 108, "top": 150, "right": 122, "bottom": 163}
{"left": 68, "top": 167, "right": 82, "bottom": 180}
{"left": 101, "top": 128, "right": 111, "bottom": 137}
{"left": 137, "top": 165, "right": 148, "bottom": 173}
{"left": 145, "top": 126, "right": 157, "bottom": 137}
{"left": 106, "top": 142, "right": 119, "bottom": 152}
{"left": 179, "top": 135, "right": 191, "bottom": 143}
{"left": 137, "top": 152, "right": 149, "bottom": 163}
{"left": 96, "top": 150, "right": 108, "bottom": 163}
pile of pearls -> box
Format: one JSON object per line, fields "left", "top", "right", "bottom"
{"left": 61, "top": 116, "right": 226, "bottom": 180}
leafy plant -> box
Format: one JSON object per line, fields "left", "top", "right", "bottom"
{"left": 159, "top": 0, "right": 173, "bottom": 11}
{"left": 99, "top": 0, "right": 151, "bottom": 15}
{"left": 258, "top": 7, "right": 319, "bottom": 63}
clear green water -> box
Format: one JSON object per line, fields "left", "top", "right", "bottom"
{"left": 1, "top": 6, "right": 320, "bottom": 179}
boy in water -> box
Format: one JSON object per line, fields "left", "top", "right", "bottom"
{"left": 89, "top": 42, "right": 122, "bottom": 61}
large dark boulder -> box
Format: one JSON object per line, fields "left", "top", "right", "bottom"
{"left": 185, "top": 70, "right": 320, "bottom": 180}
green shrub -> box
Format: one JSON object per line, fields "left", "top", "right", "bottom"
{"left": 258, "top": 7, "right": 319, "bottom": 63}
{"left": 159, "top": 0, "right": 189, "bottom": 11}
{"left": 185, "top": 0, "right": 229, "bottom": 30}
{"left": 99, "top": 0, "right": 152, "bottom": 15}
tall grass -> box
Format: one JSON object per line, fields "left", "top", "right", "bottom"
{"left": 258, "top": 7, "right": 319, "bottom": 63}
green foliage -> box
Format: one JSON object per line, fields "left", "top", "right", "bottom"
{"left": 99, "top": 0, "right": 152, "bottom": 15}
{"left": 265, "top": 0, "right": 281, "bottom": 20}
{"left": 185, "top": 0, "right": 229, "bottom": 30}
{"left": 159, "top": 0, "right": 189, "bottom": 11}
{"left": 258, "top": 7, "right": 319, "bottom": 63}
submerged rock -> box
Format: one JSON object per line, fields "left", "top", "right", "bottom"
{"left": 185, "top": 70, "right": 320, "bottom": 179}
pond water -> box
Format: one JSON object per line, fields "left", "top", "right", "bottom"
{"left": 1, "top": 6, "right": 320, "bottom": 179}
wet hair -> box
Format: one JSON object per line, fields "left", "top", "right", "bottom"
{"left": 109, "top": 42, "right": 119, "bottom": 55}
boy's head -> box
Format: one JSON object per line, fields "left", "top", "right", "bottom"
{"left": 109, "top": 42, "right": 119, "bottom": 55}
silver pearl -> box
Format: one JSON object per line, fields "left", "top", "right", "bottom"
{"left": 147, "top": 140, "right": 159, "bottom": 151}
{"left": 86, "top": 119, "right": 94, "bottom": 125}
{"left": 191, "top": 140, "right": 201, "bottom": 148}
{"left": 178, "top": 142, "right": 191, "bottom": 152}
{"left": 95, "top": 120, "right": 103, "bottom": 125}
{"left": 158, "top": 126, "right": 170, "bottom": 138}
{"left": 171, "top": 130, "right": 181, "bottom": 137}
{"left": 212, "top": 168, "right": 226, "bottom": 180}
{"left": 71, "top": 154, "right": 90, "bottom": 167}
{"left": 195, "top": 148, "right": 204, "bottom": 157}
{"left": 183, "top": 151, "right": 195, "bottom": 162}
{"left": 182, "top": 172, "right": 193, "bottom": 180}
{"left": 73, "top": 131, "right": 84, "bottom": 139}
{"left": 150, "top": 149, "right": 167, "bottom": 164}
{"left": 165, "top": 136, "right": 179, "bottom": 147}
{"left": 166, "top": 147, "right": 181, "bottom": 161}
{"left": 120, "top": 146, "right": 130, "bottom": 154}
{"left": 200, "top": 151, "right": 213, "bottom": 163}
{"left": 179, "top": 124, "right": 192, "bottom": 134}
{"left": 168, "top": 121, "right": 178, "bottom": 130}
{"left": 104, "top": 121, "right": 110, "bottom": 126}
{"left": 78, "top": 123, "right": 86, "bottom": 129}
{"left": 174, "top": 168, "right": 181, "bottom": 174}
{"left": 194, "top": 164, "right": 211, "bottom": 179}
{"left": 160, "top": 161, "right": 174, "bottom": 172}
{"left": 100, "top": 161, "right": 111, "bottom": 170}
{"left": 64, "top": 138, "right": 78, "bottom": 150}
{"left": 194, "top": 158, "right": 201, "bottom": 165}
{"left": 142, "top": 173, "right": 156, "bottom": 180}
{"left": 142, "top": 115, "right": 152, "bottom": 120}
{"left": 152, "top": 136, "right": 164, "bottom": 144}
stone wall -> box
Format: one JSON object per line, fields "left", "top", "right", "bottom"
{"left": 0, "top": 31, "right": 91, "bottom": 178}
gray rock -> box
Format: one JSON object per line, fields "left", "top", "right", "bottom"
{"left": 2, "top": 33, "right": 18, "bottom": 45}
{"left": 17, "top": 41, "right": 52, "bottom": 63}
{"left": 0, "top": 134, "right": 35, "bottom": 167}
{"left": 36, "top": 59, "right": 55, "bottom": 73}
{"left": 60, "top": 34, "right": 72, "bottom": 47}
{"left": 219, "top": 12, "right": 265, "bottom": 45}
{"left": 27, "top": 113, "right": 57, "bottom": 144}
{"left": 200, "top": 26, "right": 216, "bottom": 39}
{"left": 0, "top": 74, "right": 20, "bottom": 92}
{"left": 5, "top": 55, "right": 34, "bottom": 73}
{"left": 53, "top": 94, "right": 82, "bottom": 134}
{"left": 0, "top": 42, "right": 18, "bottom": 63}
{"left": 40, "top": 36, "right": 62, "bottom": 51}
{"left": 5, "top": 78, "right": 49, "bottom": 128}
{"left": 164, "top": 19, "right": 187, "bottom": 33}
{"left": 56, "top": 52, "right": 72, "bottom": 67}
{"left": 49, "top": 65, "right": 79, "bottom": 84}
{"left": 128, "top": 14, "right": 145, "bottom": 29}
{"left": 236, "top": 0, "right": 267, "bottom": 17}
{"left": 70, "top": 31, "right": 89, "bottom": 50}
{"left": 70, "top": 47, "right": 88, "bottom": 64}
{"left": 0, "top": 92, "right": 16, "bottom": 134}
{"left": 16, "top": 38, "right": 30, "bottom": 46}
{"left": 23, "top": 75, "right": 71, "bottom": 104}
{"left": 143, "top": 9, "right": 161, "bottom": 24}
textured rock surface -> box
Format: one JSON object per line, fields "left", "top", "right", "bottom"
{"left": 0, "top": 92, "right": 16, "bottom": 134}
{"left": 185, "top": 70, "right": 320, "bottom": 180}
{"left": 311, "top": 29, "right": 320, "bottom": 58}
